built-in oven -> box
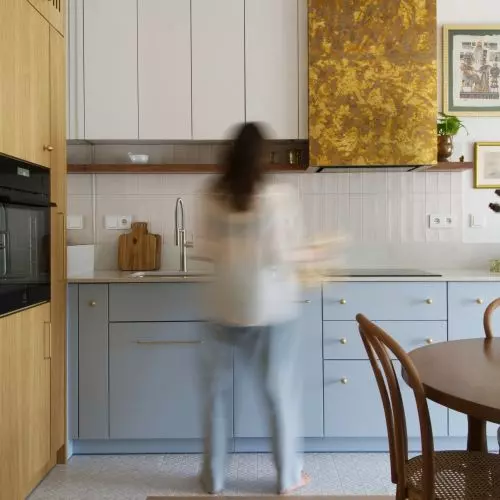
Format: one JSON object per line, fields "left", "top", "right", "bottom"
{"left": 0, "top": 154, "right": 51, "bottom": 316}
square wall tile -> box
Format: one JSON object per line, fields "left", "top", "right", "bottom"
{"left": 67, "top": 174, "right": 92, "bottom": 196}
{"left": 96, "top": 174, "right": 139, "bottom": 195}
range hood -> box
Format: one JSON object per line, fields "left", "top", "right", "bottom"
{"left": 308, "top": 0, "right": 437, "bottom": 171}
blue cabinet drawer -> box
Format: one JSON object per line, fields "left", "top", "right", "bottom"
{"left": 324, "top": 360, "right": 448, "bottom": 438}
{"left": 109, "top": 283, "right": 204, "bottom": 322}
{"left": 448, "top": 282, "right": 500, "bottom": 340}
{"left": 323, "top": 282, "right": 447, "bottom": 321}
{"left": 109, "top": 322, "right": 208, "bottom": 439}
{"left": 323, "top": 321, "right": 447, "bottom": 360}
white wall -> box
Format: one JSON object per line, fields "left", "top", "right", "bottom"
{"left": 438, "top": 0, "right": 500, "bottom": 162}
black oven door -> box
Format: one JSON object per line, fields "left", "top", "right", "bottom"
{"left": 0, "top": 200, "right": 50, "bottom": 315}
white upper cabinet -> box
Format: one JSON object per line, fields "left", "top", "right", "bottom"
{"left": 245, "top": 0, "right": 299, "bottom": 139}
{"left": 192, "top": 0, "right": 245, "bottom": 140}
{"left": 298, "top": 0, "right": 308, "bottom": 140}
{"left": 138, "top": 0, "right": 191, "bottom": 140}
{"left": 67, "top": 0, "right": 85, "bottom": 140}
{"left": 84, "top": 0, "right": 138, "bottom": 140}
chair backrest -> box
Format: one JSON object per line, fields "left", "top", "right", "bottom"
{"left": 484, "top": 298, "right": 500, "bottom": 338}
{"left": 356, "top": 314, "right": 435, "bottom": 498}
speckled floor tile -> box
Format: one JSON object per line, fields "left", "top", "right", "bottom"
{"left": 29, "top": 453, "right": 395, "bottom": 499}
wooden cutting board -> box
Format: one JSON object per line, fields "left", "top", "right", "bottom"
{"left": 118, "top": 222, "right": 161, "bottom": 271}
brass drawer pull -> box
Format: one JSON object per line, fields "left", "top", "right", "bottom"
{"left": 340, "top": 377, "right": 348, "bottom": 385}
{"left": 426, "top": 298, "right": 433, "bottom": 305}
{"left": 340, "top": 298, "right": 347, "bottom": 305}
{"left": 135, "top": 340, "right": 202, "bottom": 346}
{"left": 43, "top": 144, "right": 54, "bottom": 152}
{"left": 425, "top": 338, "right": 434, "bottom": 345}
{"left": 476, "top": 298, "right": 484, "bottom": 305}
{"left": 89, "top": 301, "right": 97, "bottom": 307}
{"left": 340, "top": 338, "right": 348, "bottom": 345}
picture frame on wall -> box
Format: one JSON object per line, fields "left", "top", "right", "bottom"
{"left": 443, "top": 25, "right": 500, "bottom": 116}
{"left": 475, "top": 142, "right": 500, "bottom": 188}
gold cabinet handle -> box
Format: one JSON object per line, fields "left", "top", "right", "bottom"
{"left": 135, "top": 340, "right": 202, "bottom": 346}
{"left": 340, "top": 377, "right": 348, "bottom": 385}
{"left": 89, "top": 301, "right": 97, "bottom": 307}
{"left": 44, "top": 322, "right": 52, "bottom": 359}
{"left": 425, "top": 338, "right": 434, "bottom": 345}
{"left": 476, "top": 298, "right": 484, "bottom": 305}
{"left": 297, "top": 299, "right": 311, "bottom": 304}
{"left": 340, "top": 299, "right": 347, "bottom": 305}
{"left": 43, "top": 145, "right": 54, "bottom": 152}
{"left": 58, "top": 212, "right": 66, "bottom": 281}
{"left": 426, "top": 299, "right": 433, "bottom": 305}
{"left": 340, "top": 337, "right": 348, "bottom": 345}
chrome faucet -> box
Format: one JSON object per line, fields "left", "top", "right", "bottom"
{"left": 174, "top": 198, "right": 192, "bottom": 272}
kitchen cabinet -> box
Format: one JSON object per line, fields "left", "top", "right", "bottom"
{"left": 49, "top": 25, "right": 68, "bottom": 463}
{"left": 323, "top": 321, "right": 447, "bottom": 360}
{"left": 138, "top": 0, "right": 191, "bottom": 140}
{"left": 0, "top": 304, "right": 52, "bottom": 500}
{"left": 0, "top": 0, "right": 51, "bottom": 168}
{"left": 245, "top": 0, "right": 299, "bottom": 139}
{"left": 109, "top": 323, "right": 207, "bottom": 439}
{"left": 192, "top": 0, "right": 245, "bottom": 140}
{"left": 28, "top": 0, "right": 66, "bottom": 35}
{"left": 233, "top": 290, "right": 323, "bottom": 438}
{"left": 109, "top": 283, "right": 204, "bottom": 322}
{"left": 78, "top": 285, "right": 109, "bottom": 439}
{"left": 83, "top": 0, "right": 138, "bottom": 140}
{"left": 66, "top": 0, "right": 84, "bottom": 140}
{"left": 324, "top": 360, "right": 448, "bottom": 438}
{"left": 323, "top": 282, "right": 447, "bottom": 321}
{"left": 447, "top": 282, "right": 500, "bottom": 438}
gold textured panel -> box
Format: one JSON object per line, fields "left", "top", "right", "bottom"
{"left": 309, "top": 0, "right": 437, "bottom": 167}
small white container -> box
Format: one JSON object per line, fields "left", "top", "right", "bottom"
{"left": 128, "top": 153, "right": 149, "bottom": 164}
{"left": 67, "top": 245, "right": 95, "bottom": 277}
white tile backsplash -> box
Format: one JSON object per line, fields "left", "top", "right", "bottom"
{"left": 68, "top": 167, "right": 499, "bottom": 271}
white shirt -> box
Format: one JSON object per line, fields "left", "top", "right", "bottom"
{"left": 197, "top": 182, "right": 303, "bottom": 326}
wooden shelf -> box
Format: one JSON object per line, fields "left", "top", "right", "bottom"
{"left": 423, "top": 161, "right": 473, "bottom": 172}
{"left": 67, "top": 163, "right": 307, "bottom": 174}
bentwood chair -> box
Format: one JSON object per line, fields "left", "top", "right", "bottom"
{"left": 356, "top": 314, "right": 500, "bottom": 499}
{"left": 483, "top": 298, "right": 500, "bottom": 450}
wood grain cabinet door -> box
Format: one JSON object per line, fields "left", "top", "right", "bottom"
{"left": 0, "top": 0, "right": 51, "bottom": 167}
{"left": 0, "top": 304, "right": 52, "bottom": 500}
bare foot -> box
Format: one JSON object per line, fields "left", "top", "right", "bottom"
{"left": 280, "top": 471, "right": 311, "bottom": 495}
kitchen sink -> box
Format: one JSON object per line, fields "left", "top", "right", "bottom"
{"left": 128, "top": 271, "right": 211, "bottom": 279}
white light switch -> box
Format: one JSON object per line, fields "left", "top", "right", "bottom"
{"left": 67, "top": 215, "right": 83, "bottom": 230}
{"left": 104, "top": 215, "right": 118, "bottom": 229}
{"left": 470, "top": 214, "right": 486, "bottom": 228}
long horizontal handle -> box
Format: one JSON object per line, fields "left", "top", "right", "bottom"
{"left": 135, "top": 340, "right": 203, "bottom": 346}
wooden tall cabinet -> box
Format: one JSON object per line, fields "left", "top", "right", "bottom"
{"left": 50, "top": 25, "right": 68, "bottom": 464}
{"left": 0, "top": 305, "right": 52, "bottom": 500}
{"left": 0, "top": 0, "right": 67, "bottom": 498}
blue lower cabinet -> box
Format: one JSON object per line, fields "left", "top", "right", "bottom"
{"left": 233, "top": 290, "right": 324, "bottom": 438}
{"left": 109, "top": 322, "right": 208, "bottom": 439}
{"left": 324, "top": 361, "right": 448, "bottom": 438}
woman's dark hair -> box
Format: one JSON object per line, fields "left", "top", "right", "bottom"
{"left": 214, "top": 122, "right": 265, "bottom": 212}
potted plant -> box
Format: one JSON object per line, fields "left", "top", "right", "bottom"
{"left": 437, "top": 112, "right": 468, "bottom": 162}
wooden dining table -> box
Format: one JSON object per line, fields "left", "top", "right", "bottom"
{"left": 403, "top": 337, "right": 500, "bottom": 452}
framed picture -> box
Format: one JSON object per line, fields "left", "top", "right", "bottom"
{"left": 475, "top": 142, "right": 500, "bottom": 188}
{"left": 444, "top": 25, "right": 500, "bottom": 116}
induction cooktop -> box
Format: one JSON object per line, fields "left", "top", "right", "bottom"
{"left": 327, "top": 269, "right": 442, "bottom": 277}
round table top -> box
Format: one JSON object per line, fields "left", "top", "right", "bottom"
{"left": 405, "top": 338, "right": 500, "bottom": 424}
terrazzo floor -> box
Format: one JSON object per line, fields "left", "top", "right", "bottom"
{"left": 29, "top": 454, "right": 396, "bottom": 500}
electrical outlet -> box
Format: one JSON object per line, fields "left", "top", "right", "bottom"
{"left": 118, "top": 215, "right": 132, "bottom": 230}
{"left": 428, "top": 214, "right": 456, "bottom": 229}
{"left": 429, "top": 214, "right": 443, "bottom": 228}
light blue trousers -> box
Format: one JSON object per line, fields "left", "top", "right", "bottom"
{"left": 201, "top": 321, "right": 303, "bottom": 493}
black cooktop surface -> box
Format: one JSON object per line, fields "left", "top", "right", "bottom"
{"left": 328, "top": 269, "right": 442, "bottom": 277}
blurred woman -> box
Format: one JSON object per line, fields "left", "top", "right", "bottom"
{"left": 196, "top": 123, "right": 310, "bottom": 495}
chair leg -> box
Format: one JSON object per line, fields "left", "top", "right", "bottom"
{"left": 396, "top": 484, "right": 407, "bottom": 500}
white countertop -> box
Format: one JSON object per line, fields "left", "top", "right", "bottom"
{"left": 67, "top": 269, "right": 500, "bottom": 283}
